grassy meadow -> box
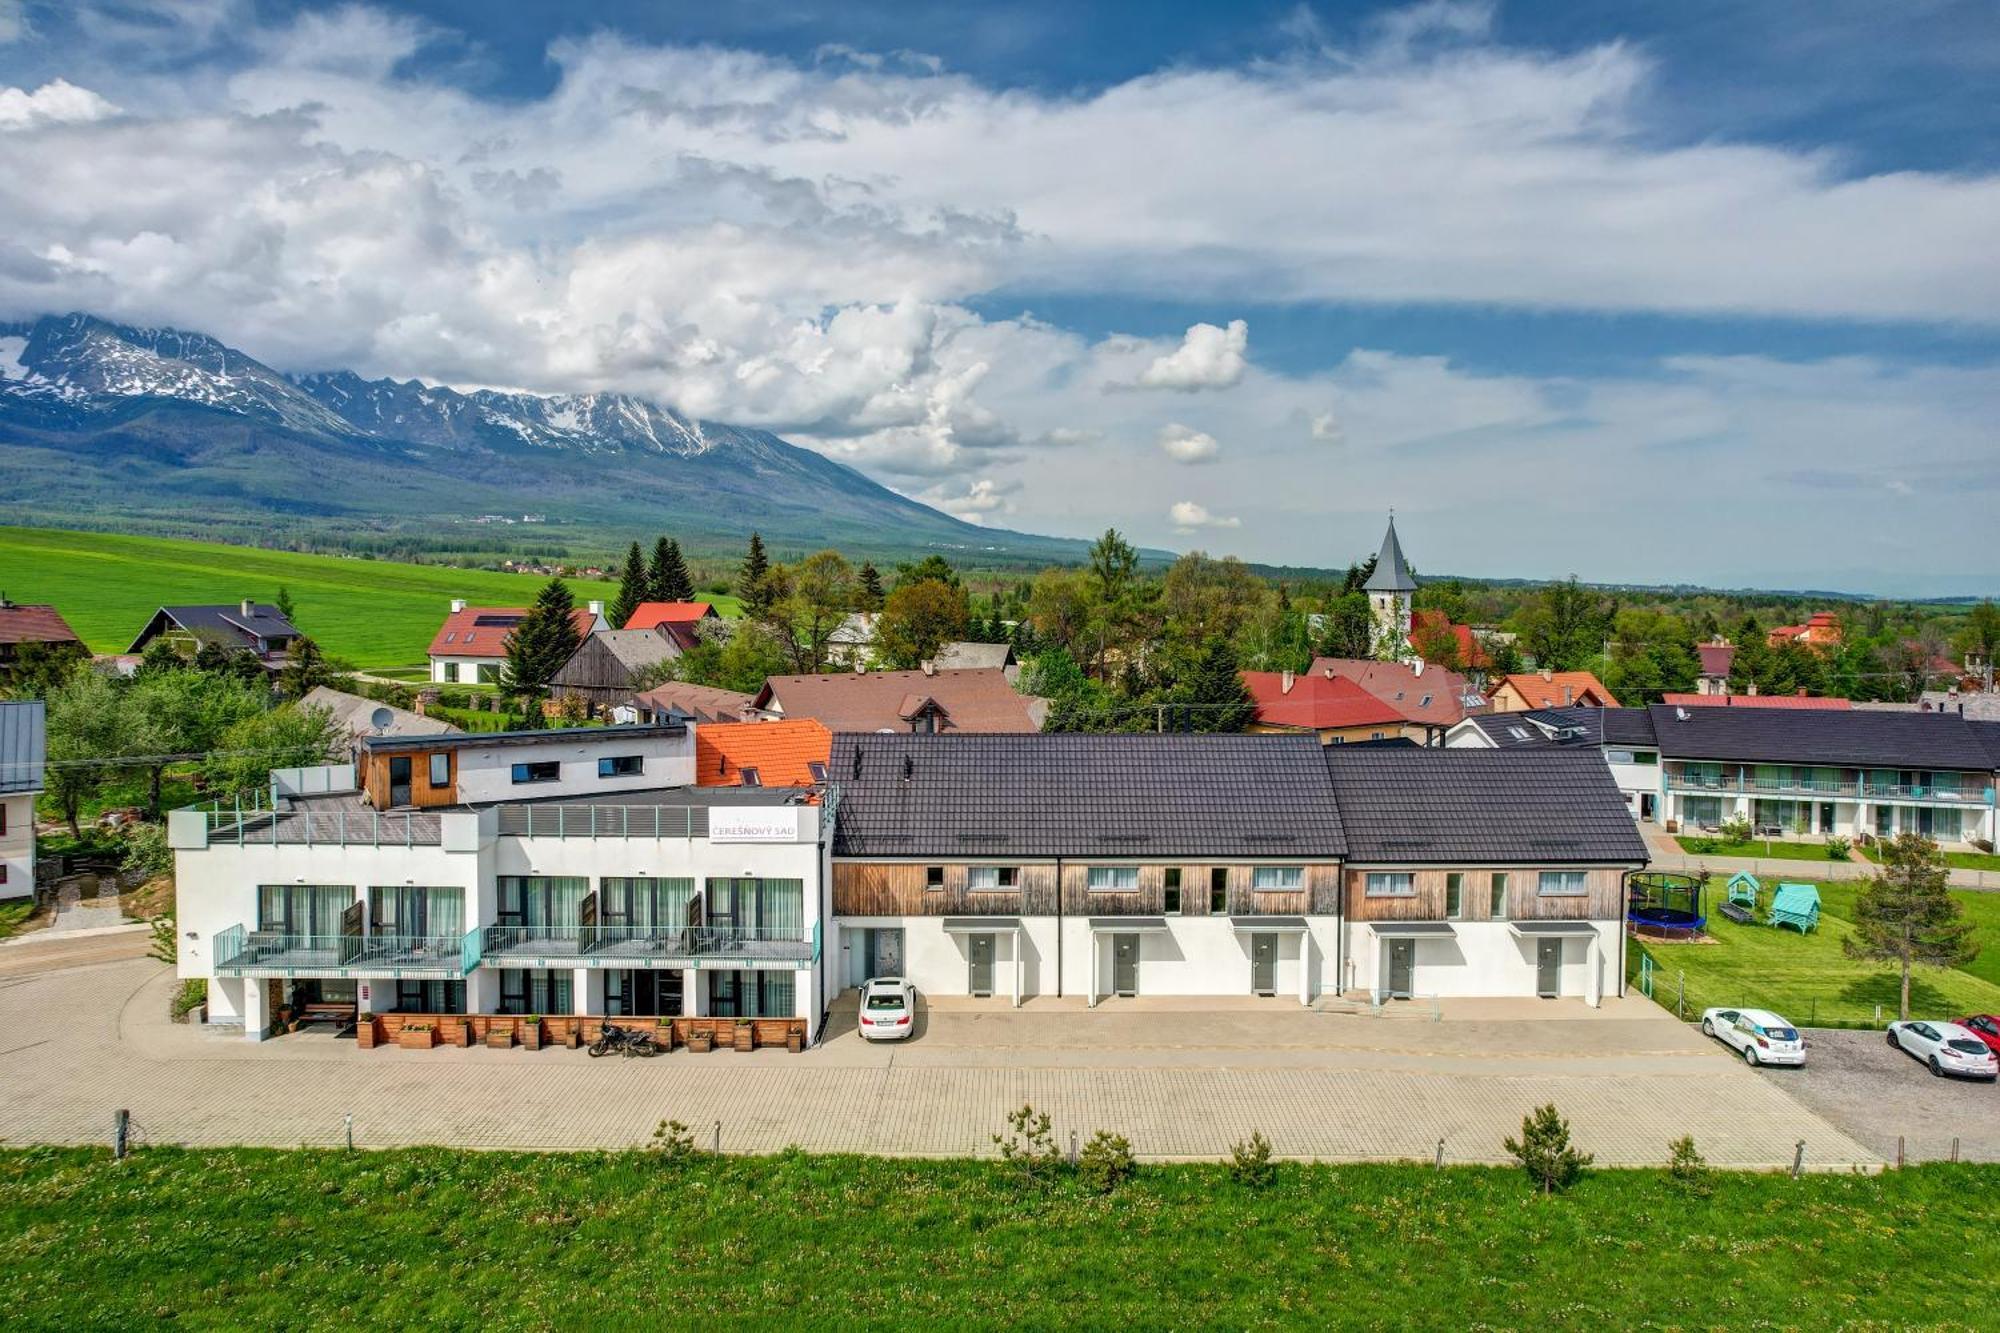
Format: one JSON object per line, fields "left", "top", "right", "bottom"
{"left": 2, "top": 1148, "right": 1995, "bottom": 1327}
{"left": 0, "top": 527, "right": 739, "bottom": 668}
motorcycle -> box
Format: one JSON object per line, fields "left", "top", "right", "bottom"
{"left": 587, "top": 1019, "right": 661, "bottom": 1058}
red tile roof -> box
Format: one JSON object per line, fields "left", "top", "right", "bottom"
{"left": 0, "top": 602, "right": 82, "bottom": 648}
{"left": 1662, "top": 692, "right": 1852, "bottom": 710}
{"left": 428, "top": 606, "right": 598, "bottom": 659}
{"left": 1242, "top": 671, "right": 1409, "bottom": 731}
{"left": 624, "top": 602, "right": 717, "bottom": 631}
{"left": 1496, "top": 671, "right": 1620, "bottom": 710}
{"left": 696, "top": 720, "right": 832, "bottom": 789}
{"left": 1696, "top": 641, "right": 1736, "bottom": 677}
{"left": 1306, "top": 658, "right": 1486, "bottom": 728}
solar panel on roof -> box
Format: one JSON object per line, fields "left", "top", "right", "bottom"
{"left": 474, "top": 614, "right": 524, "bottom": 627}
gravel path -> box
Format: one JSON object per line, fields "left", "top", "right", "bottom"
{"left": 1749, "top": 1027, "right": 1999, "bottom": 1163}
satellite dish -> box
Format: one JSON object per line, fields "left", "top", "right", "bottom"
{"left": 370, "top": 706, "right": 395, "bottom": 733}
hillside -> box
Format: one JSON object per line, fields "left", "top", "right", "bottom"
{"left": 0, "top": 526, "right": 720, "bottom": 668}
{"left": 0, "top": 313, "right": 1104, "bottom": 566}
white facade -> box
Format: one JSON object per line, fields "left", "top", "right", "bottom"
{"left": 449, "top": 730, "right": 695, "bottom": 804}
{"left": 430, "top": 656, "right": 499, "bottom": 685}
{"left": 1, "top": 791, "right": 33, "bottom": 899}
{"left": 1340, "top": 919, "right": 1615, "bottom": 1005}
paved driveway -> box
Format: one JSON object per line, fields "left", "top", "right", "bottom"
{"left": 1749, "top": 1027, "right": 2000, "bottom": 1163}
{"left": 0, "top": 948, "right": 1877, "bottom": 1169}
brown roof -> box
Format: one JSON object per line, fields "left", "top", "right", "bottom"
{"left": 632, "top": 680, "right": 754, "bottom": 724}
{"left": 753, "top": 667, "right": 1042, "bottom": 733}
{"left": 1305, "top": 658, "right": 1486, "bottom": 728}
{"left": 428, "top": 606, "right": 598, "bottom": 659}
{"left": 1696, "top": 641, "right": 1735, "bottom": 677}
{"left": 0, "top": 602, "right": 82, "bottom": 648}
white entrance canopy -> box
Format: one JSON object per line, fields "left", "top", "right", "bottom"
{"left": 1085, "top": 917, "right": 1167, "bottom": 1008}
{"left": 1508, "top": 920, "right": 1602, "bottom": 1007}
{"left": 941, "top": 917, "right": 1024, "bottom": 1007}
{"left": 1230, "top": 917, "right": 1311, "bottom": 1005}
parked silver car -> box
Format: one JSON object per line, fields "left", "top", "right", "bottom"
{"left": 1700, "top": 1008, "right": 1805, "bottom": 1067}
{"left": 1886, "top": 1020, "right": 2000, "bottom": 1080}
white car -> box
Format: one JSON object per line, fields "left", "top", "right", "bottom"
{"left": 858, "top": 977, "right": 917, "bottom": 1041}
{"left": 1886, "top": 1020, "right": 2000, "bottom": 1080}
{"left": 1700, "top": 1008, "right": 1806, "bottom": 1067}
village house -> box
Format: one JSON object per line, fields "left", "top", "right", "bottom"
{"left": 0, "top": 596, "right": 85, "bottom": 676}
{"left": 621, "top": 601, "right": 719, "bottom": 635}
{"left": 752, "top": 666, "right": 1045, "bottom": 733}
{"left": 128, "top": 599, "right": 302, "bottom": 665}
{"left": 549, "top": 629, "right": 682, "bottom": 713}
{"left": 1487, "top": 668, "right": 1619, "bottom": 713}
{"left": 1, "top": 700, "right": 45, "bottom": 900}
{"left": 632, "top": 681, "right": 754, "bottom": 725}
{"left": 697, "top": 720, "right": 833, "bottom": 789}
{"left": 427, "top": 599, "right": 606, "bottom": 685}
{"left": 1305, "top": 658, "right": 1487, "bottom": 744}
{"left": 1768, "top": 611, "right": 1842, "bottom": 648}
{"left": 1241, "top": 669, "right": 1415, "bottom": 745}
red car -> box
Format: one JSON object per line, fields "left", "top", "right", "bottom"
{"left": 1955, "top": 1015, "right": 2000, "bottom": 1054}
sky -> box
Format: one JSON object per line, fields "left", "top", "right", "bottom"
{"left": 1, "top": 0, "right": 1997, "bottom": 596}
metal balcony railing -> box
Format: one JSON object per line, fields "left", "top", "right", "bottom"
{"left": 480, "top": 921, "right": 816, "bottom": 963}
{"left": 211, "top": 924, "right": 479, "bottom": 975}
{"left": 495, "top": 805, "right": 710, "bottom": 839}
{"left": 1664, "top": 770, "right": 1993, "bottom": 803}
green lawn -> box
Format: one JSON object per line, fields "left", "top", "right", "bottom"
{"left": 1, "top": 1148, "right": 1993, "bottom": 1326}
{"left": 0, "top": 526, "right": 742, "bottom": 668}
{"left": 0, "top": 900, "right": 35, "bottom": 940}
{"left": 1941, "top": 849, "right": 2000, "bottom": 873}
{"left": 1634, "top": 878, "right": 2000, "bottom": 1026}
{"left": 1673, "top": 836, "right": 1857, "bottom": 864}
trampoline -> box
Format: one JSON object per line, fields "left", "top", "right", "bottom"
{"left": 1627, "top": 871, "right": 1707, "bottom": 940}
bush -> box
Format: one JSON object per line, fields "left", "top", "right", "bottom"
{"left": 1825, "top": 835, "right": 1851, "bottom": 861}
{"left": 1077, "top": 1131, "right": 1136, "bottom": 1194}
{"left": 1719, "top": 815, "right": 1754, "bottom": 844}
{"left": 169, "top": 978, "right": 207, "bottom": 1023}
{"left": 147, "top": 914, "right": 177, "bottom": 966}
{"left": 120, "top": 822, "right": 174, "bottom": 879}
{"left": 1504, "top": 1104, "right": 1593, "bottom": 1195}
{"left": 1681, "top": 836, "right": 1719, "bottom": 855}
{"left": 993, "top": 1104, "right": 1062, "bottom": 1186}
{"left": 649, "top": 1119, "right": 698, "bottom": 1163}
{"left": 1666, "top": 1135, "right": 1711, "bottom": 1195}
{"left": 1228, "top": 1130, "right": 1276, "bottom": 1188}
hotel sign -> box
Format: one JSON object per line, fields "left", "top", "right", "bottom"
{"left": 709, "top": 807, "right": 801, "bottom": 843}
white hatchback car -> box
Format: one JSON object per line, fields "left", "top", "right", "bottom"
{"left": 1700, "top": 1007, "right": 1806, "bottom": 1067}
{"left": 858, "top": 977, "right": 917, "bottom": 1041}
{"left": 1887, "top": 1020, "right": 2000, "bottom": 1080}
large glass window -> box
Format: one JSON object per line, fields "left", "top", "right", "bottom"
{"left": 1086, "top": 866, "right": 1139, "bottom": 891}
{"left": 707, "top": 970, "right": 796, "bottom": 1018}
{"left": 1251, "top": 866, "right": 1304, "bottom": 890}
{"left": 1445, "top": 873, "right": 1463, "bottom": 919}
{"left": 1210, "top": 868, "right": 1228, "bottom": 913}
{"left": 511, "top": 760, "right": 560, "bottom": 784}
{"left": 967, "top": 866, "right": 1020, "bottom": 890}
{"left": 703, "top": 877, "right": 805, "bottom": 938}
{"left": 496, "top": 876, "right": 587, "bottom": 933}
{"left": 256, "top": 884, "right": 353, "bottom": 945}
{"left": 427, "top": 753, "right": 450, "bottom": 787}
{"left": 1365, "top": 872, "right": 1415, "bottom": 897}
{"left": 598, "top": 755, "right": 643, "bottom": 778}
{"left": 369, "top": 886, "right": 464, "bottom": 941}
{"left": 1490, "top": 873, "right": 1510, "bottom": 920}
{"left": 598, "top": 878, "right": 697, "bottom": 938}
{"left": 388, "top": 980, "right": 465, "bottom": 1014}
{"left": 498, "top": 969, "right": 573, "bottom": 1015}
{"left": 1163, "top": 868, "right": 1182, "bottom": 915}
{"left": 607, "top": 969, "right": 683, "bottom": 1017}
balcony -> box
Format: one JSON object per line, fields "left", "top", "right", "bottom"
{"left": 1664, "top": 768, "right": 1993, "bottom": 805}
{"left": 494, "top": 804, "right": 709, "bottom": 839}
{"left": 183, "top": 796, "right": 444, "bottom": 847}
{"left": 211, "top": 924, "right": 479, "bottom": 978}
{"left": 480, "top": 920, "right": 819, "bottom": 970}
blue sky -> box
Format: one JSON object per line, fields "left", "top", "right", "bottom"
{"left": 1, "top": 0, "right": 1997, "bottom": 594}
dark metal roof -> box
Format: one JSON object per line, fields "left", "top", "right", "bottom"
{"left": 1645, "top": 704, "right": 1996, "bottom": 770}
{"left": 1510, "top": 920, "right": 1599, "bottom": 936}
{"left": 829, "top": 732, "right": 1347, "bottom": 859}
{"left": 1324, "top": 748, "right": 1648, "bottom": 865}
{"left": 1088, "top": 916, "right": 1170, "bottom": 930}
{"left": 127, "top": 602, "right": 301, "bottom": 653}
{"left": 1229, "top": 915, "right": 1309, "bottom": 930}
{"left": 0, "top": 700, "right": 46, "bottom": 794}
{"left": 360, "top": 722, "right": 686, "bottom": 754}
{"left": 1369, "top": 921, "right": 1457, "bottom": 936}
{"left": 1363, "top": 517, "right": 1416, "bottom": 593}
{"left": 1463, "top": 706, "right": 1657, "bottom": 750}
{"left": 941, "top": 917, "right": 1024, "bottom": 931}
{"left": 1973, "top": 720, "right": 2000, "bottom": 772}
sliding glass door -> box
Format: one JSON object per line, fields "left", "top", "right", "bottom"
{"left": 257, "top": 884, "right": 353, "bottom": 948}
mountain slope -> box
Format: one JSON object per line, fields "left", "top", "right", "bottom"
{"left": 0, "top": 313, "right": 1091, "bottom": 563}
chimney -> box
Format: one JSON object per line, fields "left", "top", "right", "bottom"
{"left": 1562, "top": 685, "right": 1573, "bottom": 706}
{"left": 450, "top": 598, "right": 467, "bottom": 613}
{"left": 1539, "top": 666, "right": 1553, "bottom": 681}
{"left": 588, "top": 599, "right": 604, "bottom": 617}
{"left": 1412, "top": 660, "right": 1425, "bottom": 677}
{"left": 1796, "top": 687, "right": 1807, "bottom": 697}
{"left": 921, "top": 660, "right": 936, "bottom": 677}
{"left": 1281, "top": 669, "right": 1295, "bottom": 694}
{"left": 1747, "top": 682, "right": 1758, "bottom": 696}
{"left": 240, "top": 598, "right": 255, "bottom": 618}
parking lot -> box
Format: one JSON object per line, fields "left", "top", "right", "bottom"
{"left": 0, "top": 942, "right": 1883, "bottom": 1168}
{"left": 1749, "top": 1027, "right": 2000, "bottom": 1163}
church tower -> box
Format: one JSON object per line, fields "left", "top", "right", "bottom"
{"left": 1364, "top": 515, "right": 1416, "bottom": 660}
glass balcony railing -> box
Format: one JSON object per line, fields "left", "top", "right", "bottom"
{"left": 1664, "top": 770, "right": 1993, "bottom": 803}
{"left": 211, "top": 924, "right": 479, "bottom": 976}
{"left": 480, "top": 921, "right": 816, "bottom": 963}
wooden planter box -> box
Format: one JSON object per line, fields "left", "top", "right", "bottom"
{"left": 732, "top": 1023, "right": 756, "bottom": 1053}
{"left": 357, "top": 1018, "right": 378, "bottom": 1050}
{"left": 485, "top": 1026, "right": 515, "bottom": 1049}
{"left": 686, "top": 1030, "right": 714, "bottom": 1053}
{"left": 443, "top": 1019, "right": 471, "bottom": 1048}
{"left": 786, "top": 1029, "right": 805, "bottom": 1054}
{"left": 521, "top": 1021, "right": 543, "bottom": 1051}
{"left": 398, "top": 1026, "right": 437, "bottom": 1051}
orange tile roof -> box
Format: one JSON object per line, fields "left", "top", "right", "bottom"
{"left": 1242, "top": 671, "right": 1409, "bottom": 730}
{"left": 696, "top": 720, "right": 832, "bottom": 789}
{"left": 1496, "top": 671, "right": 1619, "bottom": 710}
{"left": 428, "top": 606, "right": 597, "bottom": 659}
{"left": 1662, "top": 692, "right": 1852, "bottom": 710}
{"left": 624, "top": 602, "right": 717, "bottom": 631}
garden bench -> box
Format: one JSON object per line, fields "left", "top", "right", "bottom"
{"left": 289, "top": 1002, "right": 356, "bottom": 1033}
{"left": 1716, "top": 901, "right": 1756, "bottom": 925}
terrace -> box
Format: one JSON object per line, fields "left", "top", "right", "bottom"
{"left": 1664, "top": 763, "right": 1995, "bottom": 805}
{"left": 481, "top": 920, "right": 820, "bottom": 969}
{"left": 211, "top": 924, "right": 480, "bottom": 978}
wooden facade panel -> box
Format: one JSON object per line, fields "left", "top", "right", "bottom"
{"left": 363, "top": 749, "right": 457, "bottom": 810}
{"left": 1344, "top": 866, "right": 1627, "bottom": 922}
{"left": 836, "top": 861, "right": 1341, "bottom": 918}
{"left": 832, "top": 862, "right": 1057, "bottom": 916}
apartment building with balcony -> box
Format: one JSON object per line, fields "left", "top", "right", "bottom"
{"left": 171, "top": 722, "right": 832, "bottom": 1041}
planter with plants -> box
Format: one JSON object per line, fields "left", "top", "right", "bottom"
{"left": 521, "top": 1016, "right": 543, "bottom": 1050}
{"left": 485, "top": 1022, "right": 515, "bottom": 1050}
{"left": 397, "top": 1023, "right": 437, "bottom": 1051}
{"left": 733, "top": 1021, "right": 756, "bottom": 1053}
{"left": 686, "top": 1026, "right": 714, "bottom": 1054}
{"left": 356, "top": 1013, "right": 377, "bottom": 1049}
{"left": 786, "top": 1027, "right": 805, "bottom": 1054}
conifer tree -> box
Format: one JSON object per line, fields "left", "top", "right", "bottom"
{"left": 610, "top": 542, "right": 647, "bottom": 628}
{"left": 1846, "top": 833, "right": 1979, "bottom": 1019}
{"left": 856, "top": 562, "right": 886, "bottom": 613}
{"left": 739, "top": 532, "right": 772, "bottom": 614}
{"left": 503, "top": 577, "right": 582, "bottom": 707}
{"left": 652, "top": 538, "right": 694, "bottom": 604}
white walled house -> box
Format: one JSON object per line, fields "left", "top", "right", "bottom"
{"left": 170, "top": 722, "right": 832, "bottom": 1041}
{"left": 0, "top": 700, "right": 45, "bottom": 899}
{"left": 426, "top": 599, "right": 607, "bottom": 685}
{"left": 1322, "top": 748, "right": 1648, "bottom": 1006}
{"left": 1446, "top": 706, "right": 1664, "bottom": 822}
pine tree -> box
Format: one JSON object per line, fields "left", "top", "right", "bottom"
{"left": 1846, "top": 833, "right": 1979, "bottom": 1020}
{"left": 503, "top": 577, "right": 583, "bottom": 706}
{"left": 274, "top": 585, "right": 297, "bottom": 627}
{"left": 647, "top": 537, "right": 674, "bottom": 603}
{"left": 856, "top": 562, "right": 885, "bottom": 613}
{"left": 611, "top": 542, "right": 648, "bottom": 628}
{"left": 1174, "top": 636, "right": 1256, "bottom": 733}
{"left": 656, "top": 539, "right": 694, "bottom": 603}
{"left": 278, "top": 635, "right": 331, "bottom": 700}
{"left": 739, "top": 532, "right": 771, "bottom": 614}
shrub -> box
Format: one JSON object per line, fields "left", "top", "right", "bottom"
{"left": 1681, "top": 836, "right": 1719, "bottom": 855}
{"left": 121, "top": 822, "right": 174, "bottom": 879}
{"left": 1666, "top": 1135, "right": 1711, "bottom": 1195}
{"left": 1719, "top": 815, "right": 1754, "bottom": 844}
{"left": 1077, "top": 1131, "right": 1136, "bottom": 1194}
{"left": 147, "top": 913, "right": 177, "bottom": 966}
{"left": 993, "top": 1104, "right": 1062, "bottom": 1185}
{"left": 649, "top": 1119, "right": 698, "bottom": 1163}
{"left": 1825, "top": 835, "right": 1851, "bottom": 861}
{"left": 168, "top": 978, "right": 207, "bottom": 1023}
{"left": 1228, "top": 1130, "right": 1277, "bottom": 1188}
{"left": 1504, "top": 1104, "right": 1593, "bottom": 1195}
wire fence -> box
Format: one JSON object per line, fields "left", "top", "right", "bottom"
{"left": 1629, "top": 938, "right": 1976, "bottom": 1030}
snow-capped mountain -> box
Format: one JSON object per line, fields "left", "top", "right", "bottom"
{"left": 0, "top": 312, "right": 1085, "bottom": 561}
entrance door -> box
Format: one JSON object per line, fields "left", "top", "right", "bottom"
{"left": 1536, "top": 938, "right": 1562, "bottom": 997}
{"left": 1112, "top": 935, "right": 1139, "bottom": 996}
{"left": 1639, "top": 793, "right": 1656, "bottom": 822}
{"left": 866, "top": 928, "right": 904, "bottom": 980}
{"left": 968, "top": 934, "right": 995, "bottom": 996}
{"left": 1387, "top": 939, "right": 1414, "bottom": 999}
{"left": 1819, "top": 802, "right": 1836, "bottom": 834}
{"left": 388, "top": 756, "right": 412, "bottom": 807}
{"left": 1251, "top": 934, "right": 1277, "bottom": 995}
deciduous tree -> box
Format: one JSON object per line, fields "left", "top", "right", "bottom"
{"left": 874, "top": 579, "right": 972, "bottom": 669}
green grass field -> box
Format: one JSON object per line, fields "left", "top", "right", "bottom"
{"left": 0, "top": 901, "right": 34, "bottom": 940}
{"left": 1674, "top": 836, "right": 1856, "bottom": 864}
{"left": 0, "top": 527, "right": 740, "bottom": 668}
{"left": 1, "top": 1148, "right": 1992, "bottom": 1326}
{"left": 1635, "top": 878, "right": 2000, "bottom": 1026}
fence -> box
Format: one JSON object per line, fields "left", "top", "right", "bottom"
{"left": 495, "top": 804, "right": 710, "bottom": 839}
{"left": 1628, "top": 938, "right": 1973, "bottom": 1030}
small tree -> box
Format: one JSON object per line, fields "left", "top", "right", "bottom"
{"left": 278, "top": 635, "right": 332, "bottom": 700}
{"left": 1504, "top": 1103, "right": 1593, "bottom": 1195}
{"left": 1666, "top": 1135, "right": 1711, "bottom": 1196}
{"left": 738, "top": 532, "right": 772, "bottom": 615}
{"left": 610, "top": 542, "right": 648, "bottom": 628}
{"left": 1077, "top": 1130, "right": 1136, "bottom": 1194}
{"left": 1844, "top": 833, "right": 1978, "bottom": 1020}
{"left": 1228, "top": 1130, "right": 1276, "bottom": 1188}
{"left": 649, "top": 1118, "right": 699, "bottom": 1163}
{"left": 993, "top": 1103, "right": 1061, "bottom": 1186}
{"left": 274, "top": 585, "right": 297, "bottom": 627}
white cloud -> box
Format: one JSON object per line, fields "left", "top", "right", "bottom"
{"left": 0, "top": 2, "right": 23, "bottom": 44}
{"left": 0, "top": 80, "right": 118, "bottom": 129}
{"left": 1170, "top": 500, "right": 1241, "bottom": 532}
{"left": 1158, "top": 422, "right": 1221, "bottom": 464}
{"left": 918, "top": 476, "right": 1020, "bottom": 525}
{"left": 1309, "top": 411, "right": 1343, "bottom": 443}
{"left": 1134, "top": 319, "right": 1249, "bottom": 391}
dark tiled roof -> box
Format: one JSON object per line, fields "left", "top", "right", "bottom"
{"left": 829, "top": 732, "right": 1346, "bottom": 859}
{"left": 1324, "top": 748, "right": 1649, "bottom": 865}
{"left": 1645, "top": 703, "right": 1996, "bottom": 770}
{"left": 1966, "top": 720, "right": 2000, "bottom": 771}
{"left": 0, "top": 699, "right": 46, "bottom": 793}
{"left": 129, "top": 603, "right": 301, "bottom": 654}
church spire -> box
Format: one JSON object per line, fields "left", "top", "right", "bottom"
{"left": 1364, "top": 515, "right": 1416, "bottom": 594}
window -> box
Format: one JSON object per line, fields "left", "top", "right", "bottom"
{"left": 967, "top": 866, "right": 1019, "bottom": 890}
{"left": 1489, "top": 873, "right": 1509, "bottom": 919}
{"left": 1538, "top": 870, "right": 1588, "bottom": 896}
{"left": 0, "top": 803, "right": 6, "bottom": 834}
{"left": 1605, "top": 749, "right": 1634, "bottom": 765}
{"left": 1210, "top": 867, "right": 1228, "bottom": 913}
{"left": 1370, "top": 731, "right": 1386, "bottom": 741}
{"left": 1445, "top": 872, "right": 1463, "bottom": 919}
{"left": 925, "top": 866, "right": 945, "bottom": 891}
{"left": 1419, "top": 694, "right": 1431, "bottom": 708}
{"left": 511, "top": 760, "right": 560, "bottom": 784}
{"left": 1087, "top": 866, "right": 1139, "bottom": 891}
{"left": 739, "top": 766, "right": 763, "bottom": 787}
{"left": 1251, "top": 866, "right": 1304, "bottom": 891}
{"left": 427, "top": 753, "right": 450, "bottom": 787}
{"left": 807, "top": 761, "right": 829, "bottom": 782}
{"left": 1631, "top": 750, "right": 1658, "bottom": 766}
{"left": 1163, "top": 868, "right": 1182, "bottom": 914}
{"left": 1365, "top": 872, "right": 1415, "bottom": 898}
{"left": 598, "top": 755, "right": 643, "bottom": 778}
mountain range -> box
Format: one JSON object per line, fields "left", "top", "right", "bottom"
{"left": 0, "top": 313, "right": 1097, "bottom": 564}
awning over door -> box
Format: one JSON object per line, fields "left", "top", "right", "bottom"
{"left": 941, "top": 917, "right": 1023, "bottom": 933}
{"left": 1508, "top": 920, "right": 1597, "bottom": 938}
{"left": 1369, "top": 921, "right": 1456, "bottom": 937}
{"left": 1086, "top": 916, "right": 1170, "bottom": 932}
{"left": 1229, "top": 915, "right": 1308, "bottom": 933}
